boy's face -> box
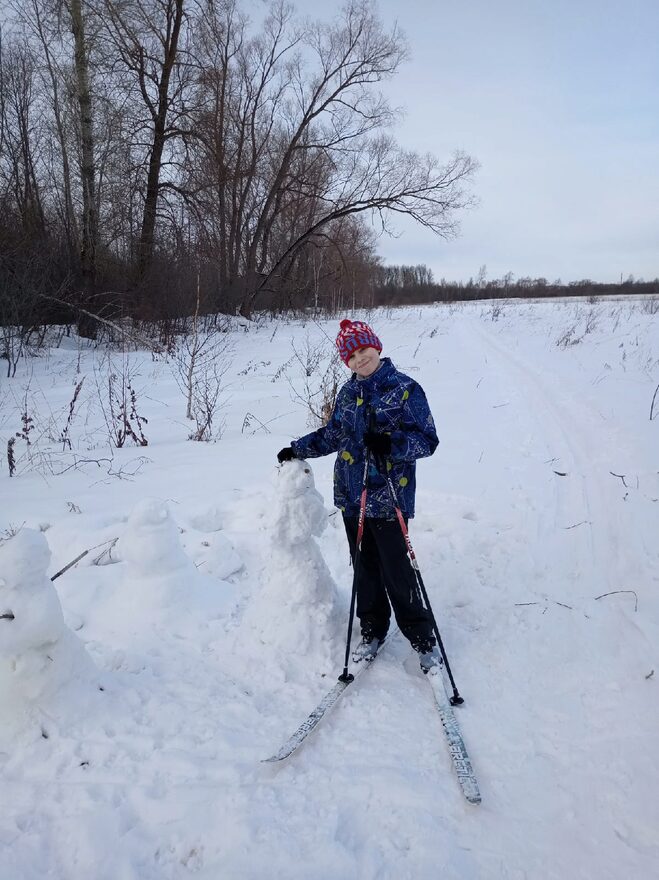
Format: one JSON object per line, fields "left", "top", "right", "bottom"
{"left": 347, "top": 346, "right": 381, "bottom": 378}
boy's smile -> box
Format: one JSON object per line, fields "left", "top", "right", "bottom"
{"left": 347, "top": 346, "right": 381, "bottom": 378}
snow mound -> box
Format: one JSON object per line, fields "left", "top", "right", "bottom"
{"left": 186, "top": 505, "right": 224, "bottom": 533}
{"left": 182, "top": 530, "right": 243, "bottom": 581}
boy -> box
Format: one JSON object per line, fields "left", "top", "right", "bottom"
{"left": 277, "top": 319, "right": 440, "bottom": 672}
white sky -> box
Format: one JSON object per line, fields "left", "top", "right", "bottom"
{"left": 298, "top": 0, "right": 659, "bottom": 284}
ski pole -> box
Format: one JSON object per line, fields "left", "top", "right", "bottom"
{"left": 338, "top": 424, "right": 373, "bottom": 683}
{"left": 370, "top": 431, "right": 464, "bottom": 705}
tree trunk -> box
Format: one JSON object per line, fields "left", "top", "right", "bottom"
{"left": 31, "top": 0, "right": 79, "bottom": 260}
{"left": 69, "top": 0, "right": 97, "bottom": 285}
{"left": 137, "top": 0, "right": 184, "bottom": 277}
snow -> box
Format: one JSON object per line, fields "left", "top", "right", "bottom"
{"left": 0, "top": 298, "right": 658, "bottom": 879}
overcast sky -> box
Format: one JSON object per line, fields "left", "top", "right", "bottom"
{"left": 300, "top": 0, "right": 659, "bottom": 284}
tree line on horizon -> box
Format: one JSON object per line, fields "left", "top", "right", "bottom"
{"left": 369, "top": 265, "right": 659, "bottom": 308}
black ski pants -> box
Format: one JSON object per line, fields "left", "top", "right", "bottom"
{"left": 342, "top": 515, "right": 435, "bottom": 653}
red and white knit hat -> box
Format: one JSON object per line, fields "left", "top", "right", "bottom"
{"left": 335, "top": 319, "right": 382, "bottom": 366}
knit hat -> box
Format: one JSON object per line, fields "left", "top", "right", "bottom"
{"left": 335, "top": 319, "right": 382, "bottom": 366}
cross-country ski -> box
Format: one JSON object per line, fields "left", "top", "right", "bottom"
{"left": 263, "top": 637, "right": 389, "bottom": 764}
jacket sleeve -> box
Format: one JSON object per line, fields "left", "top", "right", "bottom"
{"left": 389, "top": 381, "right": 439, "bottom": 463}
{"left": 291, "top": 396, "right": 344, "bottom": 459}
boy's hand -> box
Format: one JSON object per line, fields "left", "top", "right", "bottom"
{"left": 363, "top": 432, "right": 391, "bottom": 455}
{"left": 277, "top": 446, "right": 297, "bottom": 463}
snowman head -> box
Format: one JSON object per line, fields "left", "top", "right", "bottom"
{"left": 271, "top": 459, "right": 327, "bottom": 545}
{"left": 276, "top": 458, "right": 317, "bottom": 498}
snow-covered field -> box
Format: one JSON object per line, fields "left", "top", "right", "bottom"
{"left": 1, "top": 298, "right": 658, "bottom": 879}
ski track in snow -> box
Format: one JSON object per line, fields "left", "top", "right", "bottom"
{"left": 465, "top": 315, "right": 626, "bottom": 593}
{"left": 0, "top": 300, "right": 658, "bottom": 879}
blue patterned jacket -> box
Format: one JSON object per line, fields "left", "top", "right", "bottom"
{"left": 291, "top": 358, "right": 438, "bottom": 519}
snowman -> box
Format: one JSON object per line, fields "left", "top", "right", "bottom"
{"left": 0, "top": 528, "right": 95, "bottom": 738}
{"left": 241, "top": 459, "right": 340, "bottom": 666}
{"left": 117, "top": 497, "right": 197, "bottom": 608}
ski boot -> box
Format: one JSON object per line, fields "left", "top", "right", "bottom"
{"left": 352, "top": 636, "right": 383, "bottom": 663}
{"left": 418, "top": 645, "right": 442, "bottom": 674}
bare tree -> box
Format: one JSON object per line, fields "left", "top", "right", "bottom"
{"left": 187, "top": 0, "right": 476, "bottom": 316}
{"left": 0, "top": 37, "right": 46, "bottom": 234}
{"left": 67, "top": 0, "right": 98, "bottom": 286}
{"left": 11, "top": 0, "right": 105, "bottom": 335}
{"left": 99, "top": 0, "right": 188, "bottom": 276}
{"left": 24, "top": 0, "right": 79, "bottom": 259}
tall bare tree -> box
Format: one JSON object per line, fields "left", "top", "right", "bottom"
{"left": 67, "top": 0, "right": 98, "bottom": 286}
{"left": 11, "top": 0, "right": 102, "bottom": 335}
{"left": 23, "top": 0, "right": 79, "bottom": 259}
{"left": 0, "top": 38, "right": 46, "bottom": 234}
{"left": 100, "top": 0, "right": 188, "bottom": 276}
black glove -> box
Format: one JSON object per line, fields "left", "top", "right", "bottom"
{"left": 277, "top": 446, "right": 297, "bottom": 463}
{"left": 363, "top": 432, "right": 391, "bottom": 456}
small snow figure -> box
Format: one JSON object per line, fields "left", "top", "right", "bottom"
{"left": 119, "top": 498, "right": 190, "bottom": 577}
{"left": 117, "top": 498, "right": 197, "bottom": 606}
{"left": 0, "top": 529, "right": 95, "bottom": 740}
{"left": 242, "top": 459, "right": 340, "bottom": 667}
{"left": 115, "top": 498, "right": 240, "bottom": 629}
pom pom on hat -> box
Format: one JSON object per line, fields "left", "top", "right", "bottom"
{"left": 335, "top": 319, "right": 382, "bottom": 365}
